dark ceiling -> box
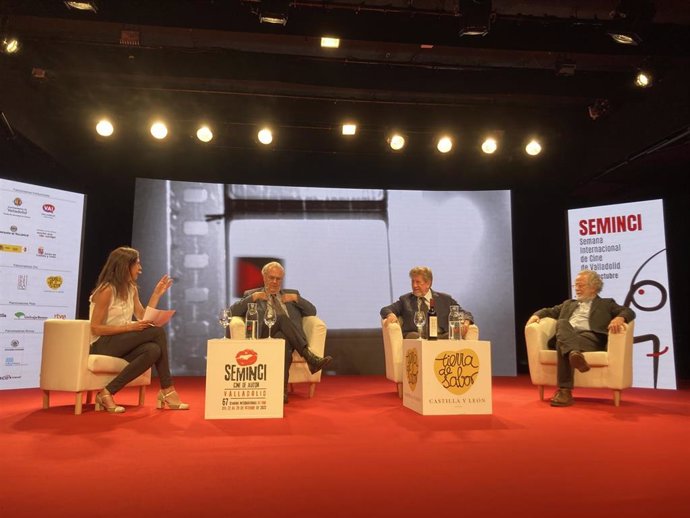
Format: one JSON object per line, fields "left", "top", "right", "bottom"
{"left": 1, "top": 0, "right": 689, "bottom": 191}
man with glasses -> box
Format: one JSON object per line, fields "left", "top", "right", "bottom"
{"left": 230, "top": 261, "right": 332, "bottom": 403}
{"left": 527, "top": 269, "right": 634, "bottom": 407}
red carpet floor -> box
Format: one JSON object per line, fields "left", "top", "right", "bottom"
{"left": 2, "top": 375, "right": 689, "bottom": 517}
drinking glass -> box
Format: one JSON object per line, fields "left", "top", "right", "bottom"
{"left": 460, "top": 311, "right": 470, "bottom": 340}
{"left": 264, "top": 303, "right": 277, "bottom": 338}
{"left": 413, "top": 310, "right": 426, "bottom": 340}
{"left": 218, "top": 308, "right": 232, "bottom": 338}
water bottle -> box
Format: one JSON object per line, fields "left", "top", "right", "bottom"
{"left": 448, "top": 305, "right": 462, "bottom": 341}
{"left": 245, "top": 302, "right": 259, "bottom": 339}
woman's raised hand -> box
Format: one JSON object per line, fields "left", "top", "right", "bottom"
{"left": 153, "top": 274, "right": 174, "bottom": 296}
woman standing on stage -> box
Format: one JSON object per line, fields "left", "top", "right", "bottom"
{"left": 89, "top": 246, "right": 188, "bottom": 413}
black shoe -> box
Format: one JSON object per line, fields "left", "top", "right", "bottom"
{"left": 308, "top": 355, "right": 332, "bottom": 374}
{"left": 302, "top": 347, "right": 333, "bottom": 374}
{"left": 283, "top": 392, "right": 289, "bottom": 404}
{"left": 569, "top": 351, "right": 591, "bottom": 373}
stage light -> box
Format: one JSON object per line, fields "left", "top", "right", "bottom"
{"left": 1, "top": 38, "right": 19, "bottom": 54}
{"left": 257, "top": 0, "right": 289, "bottom": 25}
{"left": 150, "top": 121, "right": 168, "bottom": 140}
{"left": 481, "top": 137, "right": 498, "bottom": 154}
{"left": 608, "top": 32, "right": 641, "bottom": 45}
{"left": 635, "top": 71, "right": 652, "bottom": 87}
{"left": 607, "top": 0, "right": 654, "bottom": 46}
{"left": 258, "top": 128, "right": 273, "bottom": 145}
{"left": 525, "top": 139, "right": 542, "bottom": 156}
{"left": 321, "top": 37, "right": 340, "bottom": 49}
{"left": 388, "top": 134, "right": 405, "bottom": 151}
{"left": 436, "top": 136, "right": 453, "bottom": 154}
{"left": 95, "top": 119, "right": 114, "bottom": 137}
{"left": 64, "top": 1, "right": 98, "bottom": 12}
{"left": 342, "top": 123, "right": 357, "bottom": 136}
{"left": 196, "top": 125, "right": 213, "bottom": 143}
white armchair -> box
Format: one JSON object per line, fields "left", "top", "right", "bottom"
{"left": 524, "top": 317, "right": 634, "bottom": 406}
{"left": 381, "top": 319, "right": 479, "bottom": 397}
{"left": 40, "top": 319, "right": 151, "bottom": 414}
{"left": 230, "top": 315, "right": 327, "bottom": 398}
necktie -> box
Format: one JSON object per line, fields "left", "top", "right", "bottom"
{"left": 271, "top": 294, "right": 286, "bottom": 315}
{"left": 418, "top": 297, "right": 428, "bottom": 313}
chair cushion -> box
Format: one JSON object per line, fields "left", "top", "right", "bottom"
{"left": 538, "top": 350, "right": 610, "bottom": 367}
{"left": 88, "top": 354, "right": 130, "bottom": 373}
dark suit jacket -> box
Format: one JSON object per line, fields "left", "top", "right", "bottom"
{"left": 380, "top": 290, "right": 474, "bottom": 335}
{"left": 534, "top": 296, "right": 635, "bottom": 336}
{"left": 229, "top": 288, "right": 317, "bottom": 338}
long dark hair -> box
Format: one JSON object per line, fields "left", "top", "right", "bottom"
{"left": 92, "top": 246, "right": 139, "bottom": 301}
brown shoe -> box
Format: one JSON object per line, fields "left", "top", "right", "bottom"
{"left": 569, "top": 351, "right": 591, "bottom": 373}
{"left": 550, "top": 388, "right": 574, "bottom": 407}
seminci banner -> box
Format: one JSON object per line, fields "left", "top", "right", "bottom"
{"left": 568, "top": 199, "right": 676, "bottom": 389}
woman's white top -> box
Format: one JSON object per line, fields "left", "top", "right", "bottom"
{"left": 89, "top": 283, "right": 135, "bottom": 344}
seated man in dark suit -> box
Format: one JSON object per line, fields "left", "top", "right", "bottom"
{"left": 230, "top": 261, "right": 332, "bottom": 403}
{"left": 380, "top": 266, "right": 474, "bottom": 339}
{"left": 527, "top": 269, "right": 635, "bottom": 407}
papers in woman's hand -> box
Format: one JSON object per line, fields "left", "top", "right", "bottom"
{"left": 143, "top": 306, "right": 176, "bottom": 326}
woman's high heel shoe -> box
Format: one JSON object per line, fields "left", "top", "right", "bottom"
{"left": 95, "top": 390, "right": 125, "bottom": 413}
{"left": 156, "top": 389, "right": 190, "bottom": 410}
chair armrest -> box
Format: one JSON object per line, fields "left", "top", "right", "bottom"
{"left": 381, "top": 319, "right": 404, "bottom": 381}
{"left": 302, "top": 316, "right": 327, "bottom": 355}
{"left": 381, "top": 319, "right": 403, "bottom": 348}
{"left": 40, "top": 319, "right": 92, "bottom": 390}
{"left": 525, "top": 317, "right": 557, "bottom": 346}
{"left": 229, "top": 316, "right": 245, "bottom": 339}
{"left": 606, "top": 320, "right": 635, "bottom": 386}
{"left": 466, "top": 324, "right": 479, "bottom": 341}
{"left": 524, "top": 317, "right": 557, "bottom": 373}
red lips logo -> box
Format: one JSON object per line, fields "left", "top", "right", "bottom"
{"left": 235, "top": 349, "right": 258, "bottom": 366}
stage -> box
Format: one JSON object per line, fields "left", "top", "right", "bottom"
{"left": 3, "top": 375, "right": 689, "bottom": 517}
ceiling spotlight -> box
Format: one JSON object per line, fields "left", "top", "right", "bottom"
{"left": 95, "top": 119, "right": 114, "bottom": 137}
{"left": 150, "top": 121, "right": 168, "bottom": 140}
{"left": 1, "top": 38, "right": 20, "bottom": 54}
{"left": 525, "top": 139, "right": 542, "bottom": 156}
{"left": 481, "top": 137, "right": 498, "bottom": 154}
{"left": 608, "top": 0, "right": 654, "bottom": 45}
{"left": 388, "top": 134, "right": 405, "bottom": 151}
{"left": 196, "top": 125, "right": 213, "bottom": 143}
{"left": 64, "top": 1, "right": 98, "bottom": 12}
{"left": 436, "top": 136, "right": 453, "bottom": 154}
{"left": 608, "top": 32, "right": 641, "bottom": 45}
{"left": 321, "top": 37, "right": 340, "bottom": 49}
{"left": 342, "top": 123, "right": 357, "bottom": 136}
{"left": 635, "top": 71, "right": 652, "bottom": 87}
{"left": 257, "top": 128, "right": 273, "bottom": 145}
{"left": 257, "top": 0, "right": 289, "bottom": 26}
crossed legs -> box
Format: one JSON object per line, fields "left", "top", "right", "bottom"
{"left": 91, "top": 326, "right": 172, "bottom": 394}
{"left": 551, "top": 319, "right": 607, "bottom": 406}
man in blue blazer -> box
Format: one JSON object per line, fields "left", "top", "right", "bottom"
{"left": 230, "top": 261, "right": 332, "bottom": 403}
{"left": 380, "top": 266, "right": 474, "bottom": 339}
{"left": 528, "top": 269, "right": 635, "bottom": 407}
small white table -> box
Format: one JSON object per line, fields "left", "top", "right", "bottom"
{"left": 205, "top": 338, "right": 285, "bottom": 419}
{"left": 402, "top": 339, "right": 493, "bottom": 415}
